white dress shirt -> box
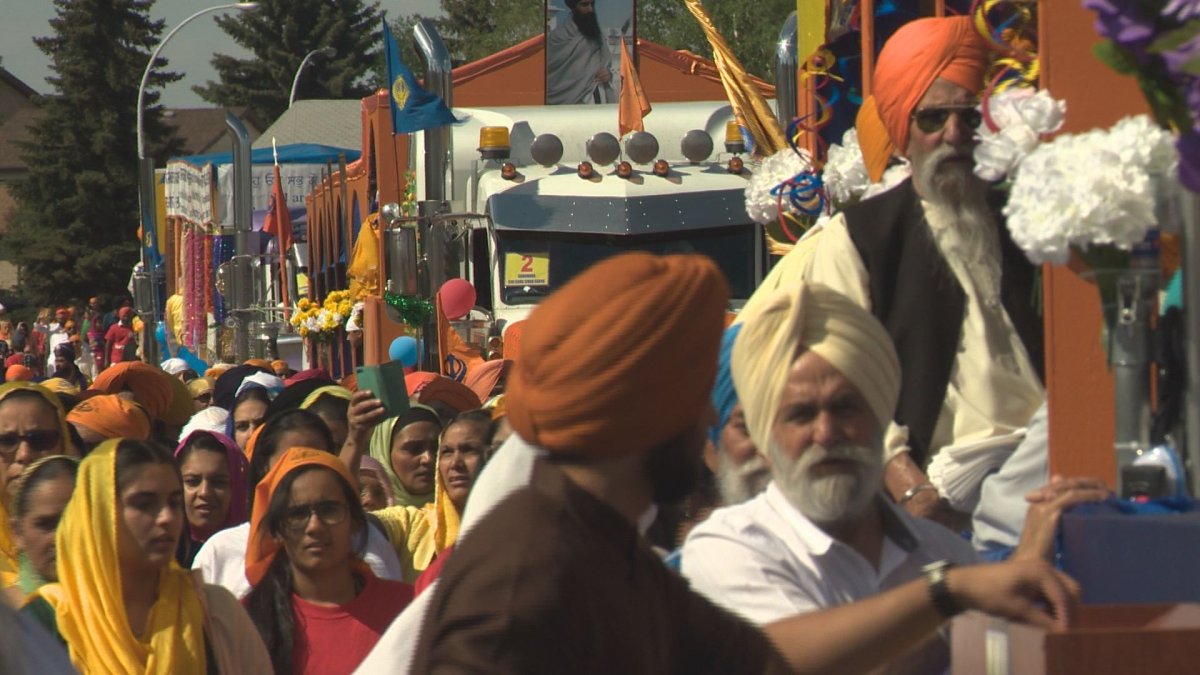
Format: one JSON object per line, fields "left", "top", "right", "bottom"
{"left": 681, "top": 483, "right": 979, "bottom": 625}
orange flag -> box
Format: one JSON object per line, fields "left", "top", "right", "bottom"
{"left": 436, "top": 292, "right": 483, "bottom": 381}
{"left": 618, "top": 36, "right": 651, "bottom": 138}
{"left": 262, "top": 164, "right": 294, "bottom": 317}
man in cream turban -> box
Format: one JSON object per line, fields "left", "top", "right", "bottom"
{"left": 682, "top": 283, "right": 1104, "bottom": 673}
{"left": 801, "top": 16, "right": 1045, "bottom": 525}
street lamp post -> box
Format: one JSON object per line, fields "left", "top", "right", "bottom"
{"left": 135, "top": 2, "right": 257, "bottom": 366}
{"left": 289, "top": 47, "right": 337, "bottom": 108}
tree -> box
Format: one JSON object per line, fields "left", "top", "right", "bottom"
{"left": 195, "top": 0, "right": 385, "bottom": 125}
{"left": 0, "top": 0, "right": 182, "bottom": 308}
{"left": 434, "top": 0, "right": 544, "bottom": 66}
{"left": 638, "top": 0, "right": 795, "bottom": 82}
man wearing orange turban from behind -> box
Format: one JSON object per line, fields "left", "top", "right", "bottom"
{"left": 803, "top": 17, "right": 1045, "bottom": 530}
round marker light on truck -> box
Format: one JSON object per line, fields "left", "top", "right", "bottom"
{"left": 617, "top": 161, "right": 633, "bottom": 179}
{"left": 724, "top": 121, "right": 745, "bottom": 154}
{"left": 478, "top": 126, "right": 511, "bottom": 160}
{"left": 728, "top": 156, "right": 744, "bottom": 174}
{"left": 653, "top": 160, "right": 670, "bottom": 177}
{"left": 501, "top": 162, "right": 518, "bottom": 180}
{"left": 578, "top": 161, "right": 594, "bottom": 179}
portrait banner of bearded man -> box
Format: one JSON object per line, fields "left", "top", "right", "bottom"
{"left": 546, "top": 0, "right": 629, "bottom": 105}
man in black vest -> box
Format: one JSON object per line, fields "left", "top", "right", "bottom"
{"left": 805, "top": 17, "right": 1045, "bottom": 527}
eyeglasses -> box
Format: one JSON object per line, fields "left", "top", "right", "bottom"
{"left": 194, "top": 393, "right": 212, "bottom": 403}
{"left": 911, "top": 106, "right": 983, "bottom": 134}
{"left": 0, "top": 430, "right": 62, "bottom": 458}
{"left": 283, "top": 500, "right": 349, "bottom": 531}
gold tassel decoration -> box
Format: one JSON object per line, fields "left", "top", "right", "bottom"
{"left": 683, "top": 0, "right": 787, "bottom": 157}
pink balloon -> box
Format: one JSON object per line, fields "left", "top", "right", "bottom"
{"left": 440, "top": 278, "right": 476, "bottom": 320}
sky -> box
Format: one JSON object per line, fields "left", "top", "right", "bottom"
{"left": 1, "top": 0, "right": 442, "bottom": 108}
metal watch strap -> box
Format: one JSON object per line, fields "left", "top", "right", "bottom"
{"left": 899, "top": 482, "right": 938, "bottom": 505}
{"left": 922, "top": 560, "right": 962, "bottom": 619}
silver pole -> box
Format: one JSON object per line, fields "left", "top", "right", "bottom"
{"left": 226, "top": 112, "right": 255, "bottom": 363}
{"left": 1181, "top": 189, "right": 1200, "bottom": 494}
{"left": 135, "top": 2, "right": 257, "bottom": 365}
{"left": 775, "top": 11, "right": 798, "bottom": 133}
{"left": 289, "top": 46, "right": 337, "bottom": 108}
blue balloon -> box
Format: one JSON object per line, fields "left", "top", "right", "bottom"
{"left": 389, "top": 336, "right": 420, "bottom": 367}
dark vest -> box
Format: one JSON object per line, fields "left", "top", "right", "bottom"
{"left": 841, "top": 179, "right": 1044, "bottom": 467}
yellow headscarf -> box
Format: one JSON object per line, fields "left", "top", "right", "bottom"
{"left": 0, "top": 381, "right": 78, "bottom": 584}
{"left": 366, "top": 406, "right": 442, "bottom": 508}
{"left": 0, "top": 470, "right": 15, "bottom": 587}
{"left": 31, "top": 440, "right": 207, "bottom": 674}
{"left": 374, "top": 461, "right": 461, "bottom": 583}
{"left": 299, "top": 384, "right": 353, "bottom": 410}
{"left": 0, "top": 381, "right": 77, "bottom": 458}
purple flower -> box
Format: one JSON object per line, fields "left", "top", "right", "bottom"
{"left": 1084, "top": 0, "right": 1156, "bottom": 55}
{"left": 1164, "top": 0, "right": 1200, "bottom": 20}
{"left": 1177, "top": 130, "right": 1200, "bottom": 192}
{"left": 1162, "top": 30, "right": 1200, "bottom": 77}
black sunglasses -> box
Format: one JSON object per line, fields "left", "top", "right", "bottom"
{"left": 0, "top": 430, "right": 62, "bottom": 457}
{"left": 912, "top": 106, "right": 983, "bottom": 134}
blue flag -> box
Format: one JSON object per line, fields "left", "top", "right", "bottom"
{"left": 383, "top": 19, "right": 457, "bottom": 134}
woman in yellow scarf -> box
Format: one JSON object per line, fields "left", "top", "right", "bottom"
{"left": 0, "top": 381, "right": 77, "bottom": 481}
{"left": 22, "top": 439, "right": 271, "bottom": 674}
{"left": 374, "top": 409, "right": 493, "bottom": 582}
{"left": 4, "top": 455, "right": 77, "bottom": 606}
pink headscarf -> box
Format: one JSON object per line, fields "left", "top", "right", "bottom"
{"left": 174, "top": 430, "right": 250, "bottom": 541}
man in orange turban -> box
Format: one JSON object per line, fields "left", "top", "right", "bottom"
{"left": 67, "top": 394, "right": 152, "bottom": 448}
{"left": 804, "top": 16, "right": 1045, "bottom": 528}
{"left": 398, "top": 252, "right": 1081, "bottom": 674}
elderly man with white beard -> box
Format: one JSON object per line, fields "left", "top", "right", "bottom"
{"left": 681, "top": 282, "right": 1106, "bottom": 673}
{"left": 803, "top": 16, "right": 1046, "bottom": 527}
{"left": 683, "top": 283, "right": 976, "bottom": 629}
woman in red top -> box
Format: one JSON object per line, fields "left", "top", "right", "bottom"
{"left": 243, "top": 447, "right": 413, "bottom": 674}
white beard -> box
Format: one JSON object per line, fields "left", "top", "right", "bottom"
{"left": 770, "top": 442, "right": 882, "bottom": 527}
{"left": 714, "top": 451, "right": 771, "bottom": 506}
{"left": 916, "top": 145, "right": 1003, "bottom": 305}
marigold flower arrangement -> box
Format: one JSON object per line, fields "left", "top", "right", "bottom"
{"left": 290, "top": 290, "right": 356, "bottom": 340}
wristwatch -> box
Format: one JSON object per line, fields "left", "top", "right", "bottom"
{"left": 899, "top": 482, "right": 939, "bottom": 505}
{"left": 921, "top": 560, "right": 963, "bottom": 619}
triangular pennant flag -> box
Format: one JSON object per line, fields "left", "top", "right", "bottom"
{"left": 382, "top": 19, "right": 458, "bottom": 135}
{"left": 618, "top": 36, "right": 651, "bottom": 138}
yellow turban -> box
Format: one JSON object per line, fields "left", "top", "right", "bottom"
{"left": 856, "top": 16, "right": 989, "bottom": 181}
{"left": 506, "top": 253, "right": 729, "bottom": 458}
{"left": 40, "top": 377, "right": 80, "bottom": 395}
{"left": 731, "top": 282, "right": 900, "bottom": 454}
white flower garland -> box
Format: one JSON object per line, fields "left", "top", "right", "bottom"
{"left": 973, "top": 88, "right": 1067, "bottom": 182}
{"left": 744, "top": 148, "right": 814, "bottom": 225}
{"left": 1003, "top": 114, "right": 1178, "bottom": 264}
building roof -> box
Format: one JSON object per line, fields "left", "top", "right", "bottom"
{"left": 0, "top": 67, "right": 39, "bottom": 100}
{"left": 162, "top": 107, "right": 264, "bottom": 156}
{"left": 252, "top": 99, "right": 363, "bottom": 150}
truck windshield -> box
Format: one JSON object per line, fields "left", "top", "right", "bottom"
{"left": 496, "top": 225, "right": 757, "bottom": 306}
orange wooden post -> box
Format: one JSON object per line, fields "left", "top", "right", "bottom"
{"left": 1038, "top": 0, "right": 1151, "bottom": 484}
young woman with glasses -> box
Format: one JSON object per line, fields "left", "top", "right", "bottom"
{"left": 243, "top": 448, "right": 413, "bottom": 674}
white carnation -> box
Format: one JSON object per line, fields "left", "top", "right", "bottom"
{"left": 744, "top": 148, "right": 815, "bottom": 225}
{"left": 974, "top": 88, "right": 1067, "bottom": 182}
{"left": 1004, "top": 114, "right": 1171, "bottom": 265}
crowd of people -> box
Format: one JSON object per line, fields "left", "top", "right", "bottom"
{"left": 0, "top": 15, "right": 1119, "bottom": 675}
{"left": 1, "top": 297, "right": 142, "bottom": 389}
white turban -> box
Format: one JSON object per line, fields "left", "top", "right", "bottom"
{"left": 178, "top": 406, "right": 230, "bottom": 443}
{"left": 160, "top": 358, "right": 190, "bottom": 376}
{"left": 234, "top": 372, "right": 284, "bottom": 400}
{"left": 731, "top": 282, "right": 900, "bottom": 454}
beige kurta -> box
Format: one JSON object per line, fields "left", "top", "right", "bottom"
{"left": 804, "top": 207, "right": 1044, "bottom": 481}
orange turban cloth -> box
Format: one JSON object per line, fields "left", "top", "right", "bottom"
{"left": 5, "top": 365, "right": 33, "bottom": 382}
{"left": 90, "top": 362, "right": 173, "bottom": 422}
{"left": 404, "top": 372, "right": 482, "bottom": 416}
{"left": 66, "top": 394, "right": 152, "bottom": 441}
{"left": 464, "top": 359, "right": 510, "bottom": 403}
{"left": 857, "top": 16, "right": 989, "bottom": 181}
{"left": 245, "top": 447, "right": 360, "bottom": 587}
{"left": 506, "top": 253, "right": 728, "bottom": 459}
